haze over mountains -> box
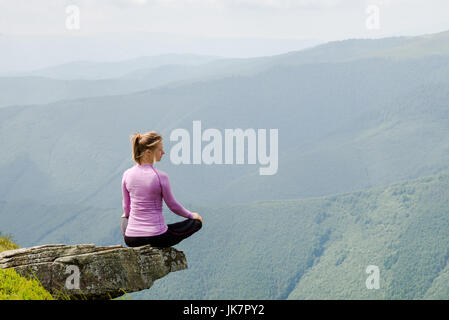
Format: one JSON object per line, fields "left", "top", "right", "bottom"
{"left": 0, "top": 53, "right": 222, "bottom": 108}
{"left": 0, "top": 32, "right": 321, "bottom": 74}
{"left": 2, "top": 30, "right": 449, "bottom": 108}
{"left": 1, "top": 29, "right": 448, "bottom": 299}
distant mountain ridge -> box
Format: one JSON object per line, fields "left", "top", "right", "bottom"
{"left": 1, "top": 29, "right": 449, "bottom": 109}
{"left": 0, "top": 33, "right": 321, "bottom": 75}
{"left": 12, "top": 53, "right": 221, "bottom": 80}
{"left": 1, "top": 29, "right": 449, "bottom": 300}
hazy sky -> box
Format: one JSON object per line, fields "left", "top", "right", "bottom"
{"left": 1, "top": 0, "right": 448, "bottom": 41}
{"left": 1, "top": 0, "right": 449, "bottom": 72}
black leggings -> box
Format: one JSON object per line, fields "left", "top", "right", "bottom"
{"left": 124, "top": 218, "right": 202, "bottom": 248}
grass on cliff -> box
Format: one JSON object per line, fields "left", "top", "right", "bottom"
{"left": 0, "top": 233, "right": 129, "bottom": 300}
{"left": 0, "top": 268, "right": 54, "bottom": 300}
{"left": 0, "top": 232, "right": 53, "bottom": 300}
{"left": 0, "top": 232, "right": 19, "bottom": 252}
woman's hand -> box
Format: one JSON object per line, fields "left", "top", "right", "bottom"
{"left": 192, "top": 212, "right": 203, "bottom": 224}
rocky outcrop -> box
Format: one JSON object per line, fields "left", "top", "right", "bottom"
{"left": 0, "top": 244, "right": 187, "bottom": 299}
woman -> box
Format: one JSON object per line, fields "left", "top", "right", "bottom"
{"left": 121, "top": 131, "right": 203, "bottom": 248}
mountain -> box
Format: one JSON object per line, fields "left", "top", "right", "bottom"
{"left": 1, "top": 30, "right": 449, "bottom": 300}
{"left": 1, "top": 54, "right": 448, "bottom": 211}
{"left": 12, "top": 54, "right": 220, "bottom": 80}
{"left": 271, "top": 29, "right": 449, "bottom": 65}
{"left": 0, "top": 33, "right": 321, "bottom": 74}
{"left": 2, "top": 31, "right": 449, "bottom": 109}
{"left": 0, "top": 54, "right": 221, "bottom": 108}
{"left": 133, "top": 168, "right": 449, "bottom": 299}
{"left": 4, "top": 163, "right": 448, "bottom": 300}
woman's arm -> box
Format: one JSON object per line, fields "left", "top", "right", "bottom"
{"left": 122, "top": 172, "right": 130, "bottom": 218}
{"left": 159, "top": 171, "right": 195, "bottom": 219}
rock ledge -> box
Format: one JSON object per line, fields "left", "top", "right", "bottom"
{"left": 0, "top": 244, "right": 187, "bottom": 299}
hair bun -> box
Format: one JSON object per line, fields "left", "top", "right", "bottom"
{"left": 131, "top": 131, "right": 162, "bottom": 164}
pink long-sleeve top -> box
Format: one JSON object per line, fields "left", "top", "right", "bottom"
{"left": 121, "top": 163, "right": 194, "bottom": 237}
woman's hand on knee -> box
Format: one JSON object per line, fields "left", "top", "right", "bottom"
{"left": 192, "top": 212, "right": 203, "bottom": 224}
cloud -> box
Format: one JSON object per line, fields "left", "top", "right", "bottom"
{"left": 144, "top": 0, "right": 347, "bottom": 10}
{"left": 74, "top": 0, "right": 149, "bottom": 9}
{"left": 100, "top": 0, "right": 348, "bottom": 10}
{"left": 226, "top": 0, "right": 344, "bottom": 9}
{"left": 1, "top": 0, "right": 448, "bottom": 40}
{"left": 114, "top": 0, "right": 148, "bottom": 5}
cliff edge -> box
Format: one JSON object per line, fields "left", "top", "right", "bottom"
{"left": 0, "top": 244, "right": 187, "bottom": 299}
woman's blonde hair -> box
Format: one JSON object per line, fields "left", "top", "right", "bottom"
{"left": 131, "top": 131, "right": 162, "bottom": 164}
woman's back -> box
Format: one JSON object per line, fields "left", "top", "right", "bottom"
{"left": 122, "top": 163, "right": 194, "bottom": 237}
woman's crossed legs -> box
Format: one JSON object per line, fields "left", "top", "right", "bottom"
{"left": 124, "top": 218, "right": 202, "bottom": 248}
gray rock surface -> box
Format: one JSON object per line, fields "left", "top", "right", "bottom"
{"left": 0, "top": 244, "right": 187, "bottom": 299}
